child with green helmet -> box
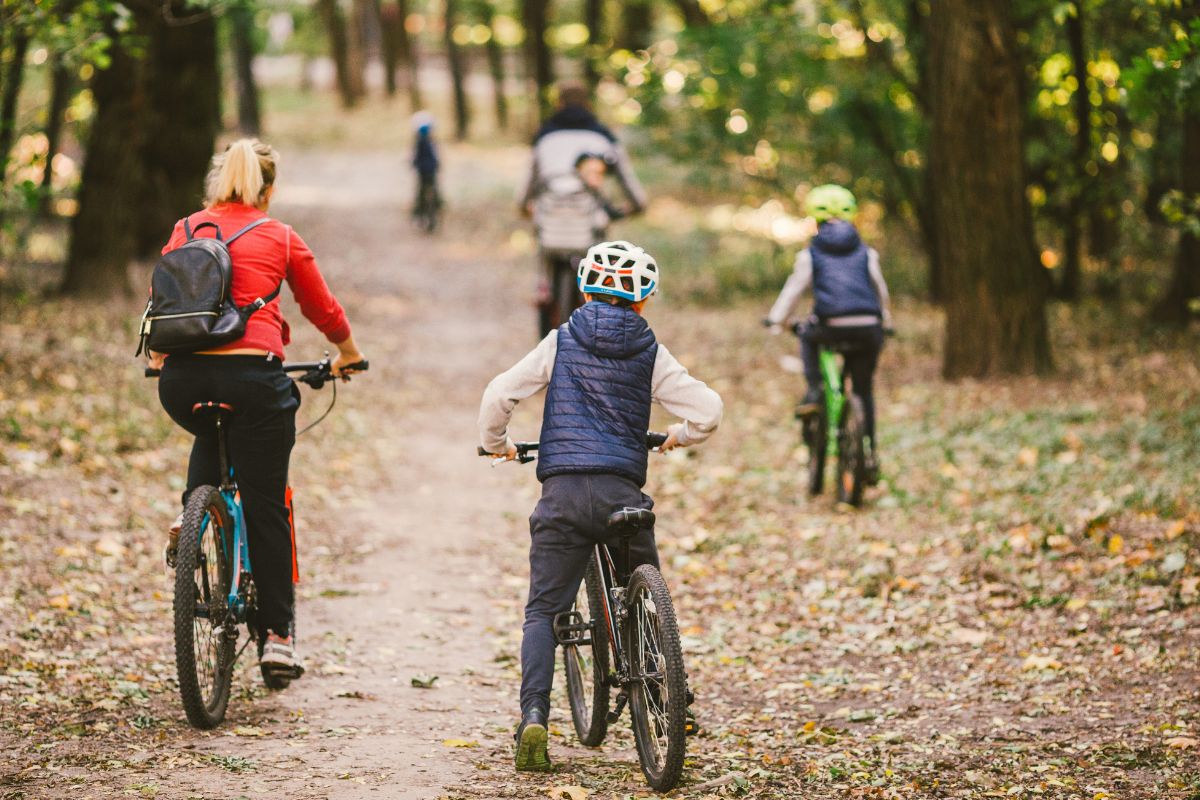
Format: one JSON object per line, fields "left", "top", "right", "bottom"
{"left": 765, "top": 184, "right": 892, "bottom": 483}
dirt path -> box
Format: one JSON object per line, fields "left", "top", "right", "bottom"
{"left": 161, "top": 148, "right": 536, "bottom": 798}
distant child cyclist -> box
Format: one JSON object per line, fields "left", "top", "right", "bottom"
{"left": 410, "top": 110, "right": 440, "bottom": 228}
{"left": 765, "top": 184, "right": 892, "bottom": 482}
{"left": 478, "top": 240, "right": 723, "bottom": 772}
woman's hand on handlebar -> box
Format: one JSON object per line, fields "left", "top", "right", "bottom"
{"left": 332, "top": 334, "right": 367, "bottom": 378}
{"left": 658, "top": 430, "right": 681, "bottom": 452}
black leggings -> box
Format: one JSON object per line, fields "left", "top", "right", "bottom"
{"left": 800, "top": 323, "right": 883, "bottom": 446}
{"left": 158, "top": 354, "right": 300, "bottom": 638}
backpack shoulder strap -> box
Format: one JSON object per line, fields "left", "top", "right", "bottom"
{"left": 238, "top": 279, "right": 284, "bottom": 314}
{"left": 226, "top": 216, "right": 273, "bottom": 245}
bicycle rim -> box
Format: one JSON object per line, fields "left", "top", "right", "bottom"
{"left": 805, "top": 411, "right": 827, "bottom": 496}
{"left": 837, "top": 395, "right": 866, "bottom": 506}
{"left": 174, "top": 486, "right": 235, "bottom": 729}
{"left": 626, "top": 565, "right": 687, "bottom": 792}
{"left": 563, "top": 555, "right": 610, "bottom": 746}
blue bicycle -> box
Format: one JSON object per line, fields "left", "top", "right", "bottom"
{"left": 149, "top": 357, "right": 366, "bottom": 729}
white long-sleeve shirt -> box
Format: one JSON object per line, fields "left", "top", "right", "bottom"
{"left": 478, "top": 332, "right": 723, "bottom": 455}
{"left": 766, "top": 248, "right": 892, "bottom": 327}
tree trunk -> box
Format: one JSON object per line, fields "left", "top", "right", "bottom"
{"left": 0, "top": 26, "right": 29, "bottom": 181}
{"left": 378, "top": 0, "right": 398, "bottom": 96}
{"left": 348, "top": 0, "right": 374, "bottom": 101}
{"left": 927, "top": 0, "right": 1052, "bottom": 377}
{"left": 394, "top": 0, "right": 422, "bottom": 109}
{"left": 317, "top": 0, "right": 360, "bottom": 107}
{"left": 62, "top": 20, "right": 144, "bottom": 297}
{"left": 1057, "top": 3, "right": 1089, "bottom": 301}
{"left": 615, "top": 0, "right": 652, "bottom": 51}
{"left": 478, "top": 1, "right": 508, "bottom": 130}
{"left": 583, "top": 0, "right": 603, "bottom": 87}
{"left": 522, "top": 0, "right": 554, "bottom": 118}
{"left": 1153, "top": 111, "right": 1200, "bottom": 324}
{"left": 38, "top": 52, "right": 72, "bottom": 217}
{"left": 671, "top": 0, "right": 709, "bottom": 26}
{"left": 136, "top": 1, "right": 221, "bottom": 257}
{"left": 444, "top": 0, "right": 470, "bottom": 140}
{"left": 230, "top": 1, "right": 263, "bottom": 134}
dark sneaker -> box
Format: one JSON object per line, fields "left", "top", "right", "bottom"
{"left": 163, "top": 513, "right": 183, "bottom": 569}
{"left": 795, "top": 389, "right": 823, "bottom": 418}
{"left": 513, "top": 709, "right": 552, "bottom": 772}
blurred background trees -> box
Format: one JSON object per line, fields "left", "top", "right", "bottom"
{"left": 1, "top": 0, "right": 1197, "bottom": 376}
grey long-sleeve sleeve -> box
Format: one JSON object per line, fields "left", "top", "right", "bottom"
{"left": 766, "top": 249, "right": 813, "bottom": 325}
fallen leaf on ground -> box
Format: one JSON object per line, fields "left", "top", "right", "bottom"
{"left": 411, "top": 674, "right": 439, "bottom": 689}
{"left": 546, "top": 786, "right": 589, "bottom": 800}
{"left": 1022, "top": 654, "right": 1063, "bottom": 671}
{"left": 1166, "top": 736, "right": 1198, "bottom": 749}
{"left": 441, "top": 738, "right": 477, "bottom": 748}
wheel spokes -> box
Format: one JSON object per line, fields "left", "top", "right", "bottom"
{"left": 634, "top": 589, "right": 672, "bottom": 768}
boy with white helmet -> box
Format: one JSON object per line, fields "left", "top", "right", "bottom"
{"left": 478, "top": 240, "right": 723, "bottom": 771}
{"left": 765, "top": 184, "right": 892, "bottom": 482}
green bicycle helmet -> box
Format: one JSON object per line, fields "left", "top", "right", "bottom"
{"left": 804, "top": 184, "right": 857, "bottom": 222}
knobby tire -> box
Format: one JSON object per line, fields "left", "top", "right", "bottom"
{"left": 174, "top": 486, "right": 235, "bottom": 729}
{"left": 563, "top": 554, "right": 611, "bottom": 746}
{"left": 626, "top": 565, "right": 688, "bottom": 792}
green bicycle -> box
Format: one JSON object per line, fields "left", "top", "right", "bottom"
{"left": 783, "top": 323, "right": 889, "bottom": 506}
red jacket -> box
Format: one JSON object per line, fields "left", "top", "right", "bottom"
{"left": 162, "top": 203, "right": 351, "bottom": 358}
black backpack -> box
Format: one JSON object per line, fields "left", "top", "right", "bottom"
{"left": 136, "top": 217, "right": 281, "bottom": 356}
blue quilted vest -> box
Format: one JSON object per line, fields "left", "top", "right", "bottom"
{"left": 537, "top": 302, "right": 658, "bottom": 486}
{"left": 809, "top": 220, "right": 881, "bottom": 319}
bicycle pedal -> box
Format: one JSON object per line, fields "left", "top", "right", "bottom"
{"left": 552, "top": 611, "right": 591, "bottom": 646}
{"left": 606, "top": 691, "right": 629, "bottom": 724}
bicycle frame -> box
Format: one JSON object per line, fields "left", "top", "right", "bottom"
{"left": 197, "top": 413, "right": 253, "bottom": 622}
{"left": 818, "top": 347, "right": 847, "bottom": 451}
{"left": 591, "top": 542, "right": 628, "bottom": 682}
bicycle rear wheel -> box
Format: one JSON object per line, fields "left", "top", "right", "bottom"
{"left": 563, "top": 554, "right": 610, "bottom": 746}
{"left": 625, "top": 565, "right": 688, "bottom": 792}
{"left": 837, "top": 394, "right": 867, "bottom": 506}
{"left": 804, "top": 407, "right": 827, "bottom": 496}
{"left": 174, "top": 486, "right": 236, "bottom": 729}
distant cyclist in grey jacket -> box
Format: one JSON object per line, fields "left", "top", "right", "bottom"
{"left": 517, "top": 82, "right": 647, "bottom": 216}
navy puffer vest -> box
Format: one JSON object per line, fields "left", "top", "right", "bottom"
{"left": 537, "top": 302, "right": 658, "bottom": 486}
{"left": 809, "top": 220, "right": 881, "bottom": 319}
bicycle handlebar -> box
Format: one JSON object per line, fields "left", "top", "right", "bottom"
{"left": 478, "top": 432, "right": 669, "bottom": 465}
{"left": 143, "top": 358, "right": 369, "bottom": 389}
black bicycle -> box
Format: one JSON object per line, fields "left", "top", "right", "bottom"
{"left": 147, "top": 357, "right": 367, "bottom": 728}
{"left": 478, "top": 433, "right": 690, "bottom": 791}
{"left": 412, "top": 178, "right": 441, "bottom": 234}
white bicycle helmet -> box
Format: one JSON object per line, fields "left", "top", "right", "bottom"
{"left": 577, "top": 240, "right": 659, "bottom": 302}
{"left": 411, "top": 110, "right": 435, "bottom": 131}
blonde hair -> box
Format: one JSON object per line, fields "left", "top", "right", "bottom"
{"left": 205, "top": 138, "right": 278, "bottom": 207}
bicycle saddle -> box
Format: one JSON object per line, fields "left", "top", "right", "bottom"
{"left": 192, "top": 401, "right": 235, "bottom": 416}
{"left": 607, "top": 507, "right": 656, "bottom": 531}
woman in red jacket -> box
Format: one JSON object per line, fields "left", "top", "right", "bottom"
{"left": 152, "top": 139, "right": 366, "bottom": 679}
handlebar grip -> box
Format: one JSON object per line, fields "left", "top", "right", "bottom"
{"left": 343, "top": 359, "right": 369, "bottom": 372}
{"left": 646, "top": 431, "right": 668, "bottom": 449}
{"left": 144, "top": 367, "right": 161, "bottom": 378}
{"left": 477, "top": 446, "right": 490, "bottom": 457}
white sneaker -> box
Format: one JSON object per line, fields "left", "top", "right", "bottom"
{"left": 260, "top": 632, "right": 305, "bottom": 678}
{"left": 163, "top": 513, "right": 183, "bottom": 569}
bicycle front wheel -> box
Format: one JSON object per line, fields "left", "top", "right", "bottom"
{"left": 837, "top": 394, "right": 867, "bottom": 506}
{"left": 563, "top": 554, "right": 610, "bottom": 746}
{"left": 174, "top": 486, "right": 236, "bottom": 729}
{"left": 625, "top": 565, "right": 688, "bottom": 792}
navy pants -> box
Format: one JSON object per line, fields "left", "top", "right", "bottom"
{"left": 521, "top": 474, "right": 659, "bottom": 718}
{"left": 801, "top": 323, "right": 884, "bottom": 445}
{"left": 159, "top": 354, "right": 300, "bottom": 639}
